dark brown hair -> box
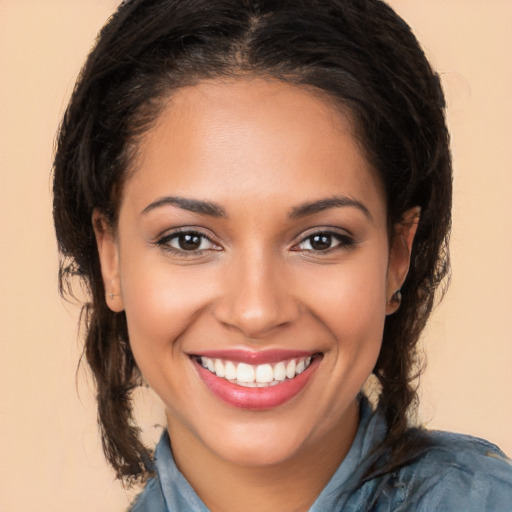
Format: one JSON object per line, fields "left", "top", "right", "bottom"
{"left": 53, "top": 0, "right": 451, "bottom": 485}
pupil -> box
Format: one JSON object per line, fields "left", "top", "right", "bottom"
{"left": 311, "top": 234, "right": 331, "bottom": 250}
{"left": 179, "top": 233, "right": 201, "bottom": 250}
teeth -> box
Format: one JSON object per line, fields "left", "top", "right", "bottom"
{"left": 274, "top": 362, "right": 286, "bottom": 381}
{"left": 255, "top": 364, "right": 273, "bottom": 383}
{"left": 197, "top": 355, "right": 315, "bottom": 387}
{"left": 286, "top": 359, "right": 296, "bottom": 379}
{"left": 237, "top": 363, "right": 255, "bottom": 383}
{"left": 225, "top": 360, "right": 237, "bottom": 380}
{"left": 214, "top": 359, "right": 225, "bottom": 378}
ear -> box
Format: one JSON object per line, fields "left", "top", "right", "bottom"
{"left": 386, "top": 207, "right": 420, "bottom": 315}
{"left": 92, "top": 209, "right": 125, "bottom": 312}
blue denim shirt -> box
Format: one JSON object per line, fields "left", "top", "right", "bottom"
{"left": 130, "top": 398, "right": 512, "bottom": 511}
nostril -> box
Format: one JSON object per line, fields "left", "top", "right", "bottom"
{"left": 213, "top": 297, "right": 299, "bottom": 339}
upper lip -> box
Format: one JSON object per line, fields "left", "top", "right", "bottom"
{"left": 189, "top": 349, "right": 319, "bottom": 365}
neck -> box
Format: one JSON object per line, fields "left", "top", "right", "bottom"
{"left": 166, "top": 401, "right": 359, "bottom": 512}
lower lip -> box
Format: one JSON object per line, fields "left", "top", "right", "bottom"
{"left": 193, "top": 357, "right": 321, "bottom": 410}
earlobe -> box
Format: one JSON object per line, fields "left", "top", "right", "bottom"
{"left": 92, "top": 209, "right": 125, "bottom": 312}
{"left": 386, "top": 207, "right": 420, "bottom": 315}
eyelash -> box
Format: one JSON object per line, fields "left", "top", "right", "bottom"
{"left": 154, "top": 229, "right": 220, "bottom": 257}
{"left": 154, "top": 229, "right": 355, "bottom": 257}
{"left": 292, "top": 231, "right": 355, "bottom": 253}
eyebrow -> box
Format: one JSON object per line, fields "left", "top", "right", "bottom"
{"left": 141, "top": 196, "right": 227, "bottom": 217}
{"left": 141, "top": 194, "right": 371, "bottom": 220}
{"left": 289, "top": 195, "right": 372, "bottom": 220}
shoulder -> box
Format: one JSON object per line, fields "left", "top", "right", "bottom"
{"left": 417, "top": 429, "right": 512, "bottom": 479}
{"left": 339, "top": 397, "right": 512, "bottom": 511}
{"left": 128, "top": 473, "right": 166, "bottom": 512}
{"left": 127, "top": 430, "right": 210, "bottom": 512}
{"left": 391, "top": 430, "right": 512, "bottom": 512}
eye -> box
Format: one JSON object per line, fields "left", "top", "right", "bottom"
{"left": 156, "top": 230, "right": 220, "bottom": 254}
{"left": 294, "top": 231, "right": 354, "bottom": 252}
{"left": 169, "top": 232, "right": 212, "bottom": 251}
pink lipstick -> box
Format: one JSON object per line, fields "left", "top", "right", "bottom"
{"left": 191, "top": 350, "right": 321, "bottom": 410}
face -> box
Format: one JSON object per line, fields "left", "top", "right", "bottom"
{"left": 95, "top": 79, "right": 416, "bottom": 470}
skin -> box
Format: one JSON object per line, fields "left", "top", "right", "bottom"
{"left": 94, "top": 78, "right": 418, "bottom": 512}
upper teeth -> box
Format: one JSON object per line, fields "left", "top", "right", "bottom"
{"left": 198, "top": 356, "right": 313, "bottom": 387}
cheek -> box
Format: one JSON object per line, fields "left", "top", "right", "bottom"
{"left": 119, "top": 257, "right": 216, "bottom": 361}
{"left": 303, "top": 253, "right": 389, "bottom": 342}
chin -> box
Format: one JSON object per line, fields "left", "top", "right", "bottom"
{"left": 208, "top": 427, "right": 310, "bottom": 468}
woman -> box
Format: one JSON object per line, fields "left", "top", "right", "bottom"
{"left": 52, "top": 0, "right": 512, "bottom": 510}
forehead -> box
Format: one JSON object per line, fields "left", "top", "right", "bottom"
{"left": 124, "top": 78, "right": 385, "bottom": 217}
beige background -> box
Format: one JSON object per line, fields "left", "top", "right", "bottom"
{"left": 1, "top": 1, "right": 511, "bottom": 510}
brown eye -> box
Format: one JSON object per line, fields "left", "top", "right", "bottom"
{"left": 295, "top": 231, "right": 355, "bottom": 252}
{"left": 176, "top": 233, "right": 202, "bottom": 251}
{"left": 309, "top": 234, "right": 332, "bottom": 251}
{"left": 158, "top": 231, "right": 218, "bottom": 253}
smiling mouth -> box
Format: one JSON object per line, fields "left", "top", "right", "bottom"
{"left": 192, "top": 355, "right": 319, "bottom": 388}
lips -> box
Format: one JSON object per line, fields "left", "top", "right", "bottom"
{"left": 196, "top": 355, "right": 313, "bottom": 386}
{"left": 190, "top": 350, "right": 321, "bottom": 410}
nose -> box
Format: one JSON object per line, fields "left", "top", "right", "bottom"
{"left": 213, "top": 249, "right": 300, "bottom": 339}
